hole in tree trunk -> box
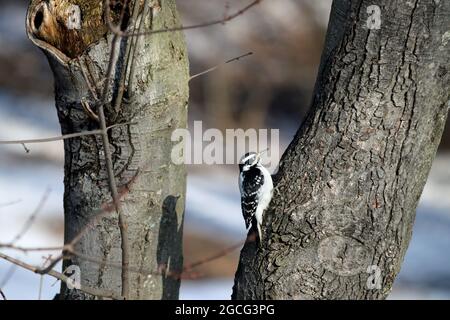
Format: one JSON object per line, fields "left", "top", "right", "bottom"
{"left": 34, "top": 8, "right": 44, "bottom": 30}
{"left": 29, "top": 0, "right": 134, "bottom": 59}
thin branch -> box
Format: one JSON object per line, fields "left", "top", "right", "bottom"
{"left": 77, "top": 57, "right": 100, "bottom": 101}
{"left": 0, "top": 168, "right": 140, "bottom": 254}
{"left": 21, "top": 143, "right": 30, "bottom": 153}
{"left": 0, "top": 130, "right": 101, "bottom": 145}
{"left": 0, "top": 244, "right": 63, "bottom": 252}
{"left": 67, "top": 249, "right": 184, "bottom": 280}
{"left": 81, "top": 99, "right": 100, "bottom": 122}
{"left": 189, "top": 52, "right": 254, "bottom": 81}
{"left": 0, "top": 157, "right": 255, "bottom": 284}
{"left": 184, "top": 233, "right": 257, "bottom": 272}
{"left": 98, "top": 8, "right": 130, "bottom": 297}
{"left": 104, "top": 0, "right": 121, "bottom": 34}
{"left": 0, "top": 264, "right": 17, "bottom": 290}
{"left": 0, "top": 0, "right": 264, "bottom": 300}
{"left": 43, "top": 0, "right": 259, "bottom": 296}
{"left": 0, "top": 288, "right": 6, "bottom": 300}
{"left": 0, "top": 199, "right": 22, "bottom": 208}
{"left": 0, "top": 169, "right": 142, "bottom": 254}
{"left": 0, "top": 252, "right": 123, "bottom": 300}
{"left": 126, "top": 0, "right": 151, "bottom": 98}
{"left": 38, "top": 255, "right": 54, "bottom": 301}
{"left": 10, "top": 188, "right": 51, "bottom": 244}
{"left": 34, "top": 253, "right": 65, "bottom": 275}
{"left": 62, "top": 232, "right": 258, "bottom": 281}
{"left": 1, "top": 221, "right": 258, "bottom": 284}
{"left": 98, "top": 110, "right": 130, "bottom": 298}
{"left": 38, "top": 276, "right": 43, "bottom": 300}
{"left": 0, "top": 122, "right": 133, "bottom": 145}
{"left": 110, "top": 0, "right": 264, "bottom": 38}
{"left": 113, "top": 0, "right": 142, "bottom": 113}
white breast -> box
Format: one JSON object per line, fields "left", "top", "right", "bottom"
{"left": 255, "top": 165, "right": 273, "bottom": 224}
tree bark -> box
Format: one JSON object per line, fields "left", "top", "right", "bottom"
{"left": 26, "top": 0, "right": 189, "bottom": 299}
{"left": 233, "top": 0, "right": 450, "bottom": 299}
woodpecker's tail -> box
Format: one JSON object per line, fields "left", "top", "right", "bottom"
{"left": 257, "top": 223, "right": 263, "bottom": 244}
{"left": 249, "top": 216, "right": 262, "bottom": 244}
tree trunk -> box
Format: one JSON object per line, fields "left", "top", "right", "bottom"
{"left": 233, "top": 0, "right": 449, "bottom": 300}
{"left": 26, "top": 0, "right": 189, "bottom": 299}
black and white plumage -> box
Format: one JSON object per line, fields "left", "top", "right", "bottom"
{"left": 238, "top": 151, "right": 273, "bottom": 241}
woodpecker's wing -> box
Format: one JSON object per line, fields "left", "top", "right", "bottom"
{"left": 240, "top": 167, "right": 265, "bottom": 229}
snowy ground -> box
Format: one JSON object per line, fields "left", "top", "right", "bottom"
{"left": 1, "top": 92, "right": 450, "bottom": 300}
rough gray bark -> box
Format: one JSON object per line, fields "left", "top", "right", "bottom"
{"left": 233, "top": 0, "right": 450, "bottom": 299}
{"left": 26, "top": 0, "right": 189, "bottom": 299}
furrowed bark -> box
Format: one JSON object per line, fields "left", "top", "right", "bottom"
{"left": 233, "top": 0, "right": 450, "bottom": 299}
{"left": 26, "top": 0, "right": 189, "bottom": 299}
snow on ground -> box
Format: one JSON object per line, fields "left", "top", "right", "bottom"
{"left": 180, "top": 279, "right": 234, "bottom": 300}
{"left": 0, "top": 91, "right": 63, "bottom": 163}
{"left": 0, "top": 93, "right": 449, "bottom": 299}
{"left": 0, "top": 259, "right": 61, "bottom": 300}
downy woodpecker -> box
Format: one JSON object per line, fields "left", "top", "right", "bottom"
{"left": 239, "top": 150, "right": 273, "bottom": 242}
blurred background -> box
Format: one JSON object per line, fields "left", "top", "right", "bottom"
{"left": 0, "top": 0, "right": 449, "bottom": 300}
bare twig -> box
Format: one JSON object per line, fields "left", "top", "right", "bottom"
{"left": 38, "top": 255, "right": 54, "bottom": 300}
{"left": 126, "top": 0, "right": 151, "bottom": 98}
{"left": 189, "top": 52, "right": 254, "bottom": 81}
{"left": 1, "top": 195, "right": 258, "bottom": 287}
{"left": 60, "top": 232, "right": 258, "bottom": 281}
{"left": 96, "top": 3, "right": 260, "bottom": 286}
{"left": 0, "top": 168, "right": 141, "bottom": 255}
{"left": 113, "top": 0, "right": 142, "bottom": 113}
{"left": 38, "top": 276, "right": 43, "bottom": 300}
{"left": 0, "top": 0, "right": 265, "bottom": 300}
{"left": 0, "top": 122, "right": 133, "bottom": 145}
{"left": 184, "top": 233, "right": 257, "bottom": 272}
{"left": 0, "top": 244, "right": 63, "bottom": 252}
{"left": 0, "top": 200, "right": 22, "bottom": 208}
{"left": 0, "top": 264, "right": 17, "bottom": 290}
{"left": 78, "top": 57, "right": 100, "bottom": 101}
{"left": 0, "top": 289, "right": 6, "bottom": 300}
{"left": 10, "top": 188, "right": 51, "bottom": 244}
{"left": 0, "top": 152, "right": 256, "bottom": 287}
{"left": 98, "top": 4, "right": 130, "bottom": 297}
{"left": 98, "top": 107, "right": 130, "bottom": 298}
{"left": 0, "top": 166, "right": 137, "bottom": 257}
{"left": 21, "top": 143, "right": 30, "bottom": 153}
{"left": 0, "top": 252, "right": 123, "bottom": 300}
{"left": 0, "top": 164, "right": 257, "bottom": 283}
{"left": 109, "top": 0, "right": 264, "bottom": 38}
{"left": 0, "top": 130, "right": 101, "bottom": 145}
{"left": 81, "top": 99, "right": 100, "bottom": 122}
{"left": 34, "top": 253, "right": 65, "bottom": 275}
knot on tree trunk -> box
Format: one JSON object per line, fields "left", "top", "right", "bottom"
{"left": 27, "top": 0, "right": 132, "bottom": 59}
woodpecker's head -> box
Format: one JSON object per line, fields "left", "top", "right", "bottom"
{"left": 239, "top": 150, "right": 267, "bottom": 172}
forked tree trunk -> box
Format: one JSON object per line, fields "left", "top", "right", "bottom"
{"left": 26, "top": 0, "right": 189, "bottom": 299}
{"left": 233, "top": 0, "right": 449, "bottom": 299}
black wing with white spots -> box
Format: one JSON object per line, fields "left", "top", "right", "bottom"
{"left": 241, "top": 166, "right": 264, "bottom": 229}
